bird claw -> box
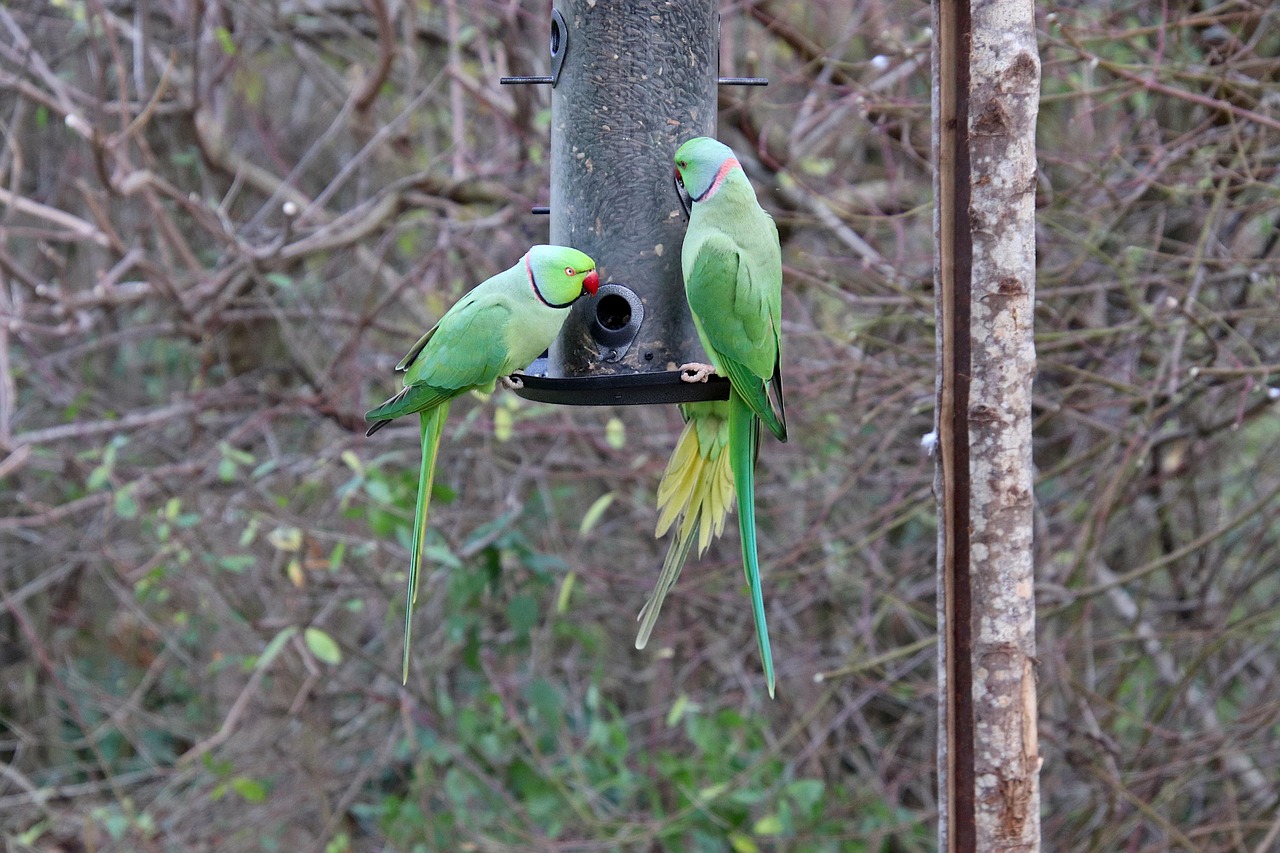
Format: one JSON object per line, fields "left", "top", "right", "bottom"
{"left": 678, "top": 363, "right": 715, "bottom": 384}
{"left": 499, "top": 374, "right": 524, "bottom": 391}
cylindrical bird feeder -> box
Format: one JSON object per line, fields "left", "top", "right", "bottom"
{"left": 502, "top": 1, "right": 762, "bottom": 406}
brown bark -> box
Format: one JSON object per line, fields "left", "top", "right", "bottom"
{"left": 934, "top": 0, "right": 1041, "bottom": 849}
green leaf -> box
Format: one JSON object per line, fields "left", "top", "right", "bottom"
{"left": 363, "top": 478, "right": 392, "bottom": 504}
{"left": 605, "top": 416, "right": 626, "bottom": 450}
{"left": 254, "top": 626, "right": 297, "bottom": 672}
{"left": 214, "top": 26, "right": 237, "bottom": 56}
{"left": 304, "top": 627, "right": 342, "bottom": 665}
{"left": 524, "top": 679, "right": 563, "bottom": 733}
{"left": 507, "top": 594, "right": 538, "bottom": 636}
{"left": 251, "top": 458, "right": 279, "bottom": 479}
{"left": 424, "top": 542, "right": 462, "bottom": 570}
{"left": 696, "top": 783, "right": 726, "bottom": 802}
{"left": 114, "top": 486, "right": 139, "bottom": 519}
{"left": 268, "top": 526, "right": 302, "bottom": 551}
{"left": 92, "top": 806, "right": 130, "bottom": 841}
{"left": 555, "top": 571, "right": 576, "bottom": 614}
{"left": 728, "top": 832, "right": 758, "bottom": 853}
{"left": 202, "top": 754, "right": 234, "bottom": 776}
{"left": 17, "top": 819, "right": 49, "bottom": 845}
{"left": 494, "top": 407, "right": 514, "bottom": 442}
{"left": 786, "top": 779, "right": 825, "bottom": 816}
{"left": 395, "top": 230, "right": 419, "bottom": 258}
{"left": 238, "top": 517, "right": 260, "bottom": 547}
{"left": 665, "top": 693, "right": 698, "bottom": 728}
{"left": 578, "top": 492, "right": 615, "bottom": 537}
{"left": 87, "top": 465, "right": 111, "bottom": 491}
{"left": 328, "top": 541, "right": 346, "bottom": 572}
{"left": 218, "top": 441, "right": 255, "bottom": 466}
{"left": 230, "top": 776, "right": 267, "bottom": 803}
{"left": 752, "top": 814, "right": 784, "bottom": 836}
{"left": 218, "top": 554, "right": 256, "bottom": 573}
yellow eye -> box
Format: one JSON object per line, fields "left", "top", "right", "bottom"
{"left": 565, "top": 267, "right": 575, "bottom": 276}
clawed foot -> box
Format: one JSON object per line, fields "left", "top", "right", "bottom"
{"left": 678, "top": 362, "right": 716, "bottom": 384}
{"left": 499, "top": 374, "right": 525, "bottom": 391}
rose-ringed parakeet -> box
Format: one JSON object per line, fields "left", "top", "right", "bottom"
{"left": 366, "top": 245, "right": 599, "bottom": 682}
{"left": 639, "top": 137, "right": 787, "bottom": 697}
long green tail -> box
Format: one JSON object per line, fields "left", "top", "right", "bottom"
{"left": 403, "top": 403, "right": 450, "bottom": 683}
{"left": 728, "top": 389, "right": 775, "bottom": 698}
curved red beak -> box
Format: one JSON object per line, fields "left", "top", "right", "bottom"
{"left": 583, "top": 269, "right": 600, "bottom": 296}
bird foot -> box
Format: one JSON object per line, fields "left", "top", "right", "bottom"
{"left": 678, "top": 363, "right": 716, "bottom": 384}
{"left": 499, "top": 374, "right": 524, "bottom": 391}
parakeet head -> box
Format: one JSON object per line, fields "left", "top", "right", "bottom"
{"left": 526, "top": 245, "right": 599, "bottom": 308}
{"left": 674, "top": 137, "right": 739, "bottom": 205}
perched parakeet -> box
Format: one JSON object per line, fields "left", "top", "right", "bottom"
{"left": 643, "top": 136, "right": 787, "bottom": 697}
{"left": 366, "top": 245, "right": 599, "bottom": 682}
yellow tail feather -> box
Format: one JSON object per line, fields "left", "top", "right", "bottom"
{"left": 639, "top": 404, "right": 735, "bottom": 649}
{"left": 654, "top": 411, "right": 734, "bottom": 558}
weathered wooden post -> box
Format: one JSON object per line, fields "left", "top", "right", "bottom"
{"left": 933, "top": 0, "right": 1042, "bottom": 849}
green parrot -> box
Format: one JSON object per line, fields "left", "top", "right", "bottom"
{"left": 366, "top": 245, "right": 599, "bottom": 682}
{"left": 639, "top": 137, "right": 787, "bottom": 697}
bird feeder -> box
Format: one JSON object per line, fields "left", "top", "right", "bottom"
{"left": 501, "top": 1, "right": 764, "bottom": 406}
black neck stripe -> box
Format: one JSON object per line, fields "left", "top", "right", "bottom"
{"left": 527, "top": 255, "right": 578, "bottom": 309}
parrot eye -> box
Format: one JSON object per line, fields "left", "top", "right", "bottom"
{"left": 565, "top": 266, "right": 575, "bottom": 276}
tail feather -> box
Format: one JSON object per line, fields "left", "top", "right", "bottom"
{"left": 641, "top": 403, "right": 734, "bottom": 649}
{"left": 366, "top": 385, "right": 413, "bottom": 429}
{"left": 728, "top": 390, "right": 775, "bottom": 698}
{"left": 655, "top": 429, "right": 701, "bottom": 538}
{"left": 402, "top": 403, "right": 450, "bottom": 683}
{"left": 636, "top": 519, "right": 698, "bottom": 650}
{"left": 766, "top": 363, "right": 787, "bottom": 443}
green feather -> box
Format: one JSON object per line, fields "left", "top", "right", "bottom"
{"left": 728, "top": 389, "right": 774, "bottom": 698}
{"left": 636, "top": 516, "right": 697, "bottom": 650}
{"left": 668, "top": 138, "right": 787, "bottom": 697}
{"left": 365, "top": 246, "right": 598, "bottom": 683}
{"left": 403, "top": 403, "right": 449, "bottom": 683}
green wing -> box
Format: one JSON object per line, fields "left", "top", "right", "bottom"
{"left": 685, "top": 236, "right": 786, "bottom": 440}
{"left": 366, "top": 296, "right": 515, "bottom": 429}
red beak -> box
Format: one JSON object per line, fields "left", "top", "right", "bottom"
{"left": 583, "top": 270, "right": 600, "bottom": 296}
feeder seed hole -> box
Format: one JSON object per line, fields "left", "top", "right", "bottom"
{"left": 596, "top": 293, "right": 632, "bottom": 331}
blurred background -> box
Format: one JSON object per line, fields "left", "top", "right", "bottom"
{"left": 1, "top": 1, "right": 1277, "bottom": 850}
